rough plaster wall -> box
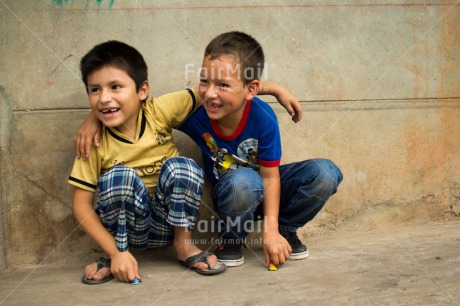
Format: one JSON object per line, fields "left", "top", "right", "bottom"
{"left": 0, "top": 0, "right": 459, "bottom": 269}
{"left": 0, "top": 87, "right": 10, "bottom": 270}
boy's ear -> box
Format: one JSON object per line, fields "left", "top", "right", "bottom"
{"left": 245, "top": 80, "right": 259, "bottom": 101}
{"left": 139, "top": 80, "right": 150, "bottom": 100}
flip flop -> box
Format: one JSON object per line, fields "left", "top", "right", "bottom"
{"left": 81, "top": 257, "right": 115, "bottom": 285}
{"left": 180, "top": 251, "right": 227, "bottom": 275}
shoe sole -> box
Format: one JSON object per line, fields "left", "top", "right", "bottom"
{"left": 289, "top": 250, "right": 310, "bottom": 260}
{"left": 217, "top": 257, "right": 244, "bottom": 267}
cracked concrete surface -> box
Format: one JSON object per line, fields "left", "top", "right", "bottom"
{"left": 0, "top": 222, "right": 458, "bottom": 305}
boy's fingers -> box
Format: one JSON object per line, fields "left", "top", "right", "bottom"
{"left": 268, "top": 248, "right": 281, "bottom": 267}
{"left": 122, "top": 274, "right": 130, "bottom": 283}
{"left": 127, "top": 270, "right": 135, "bottom": 283}
{"left": 74, "top": 135, "right": 81, "bottom": 159}
{"left": 116, "top": 269, "right": 130, "bottom": 283}
{"left": 284, "top": 248, "right": 291, "bottom": 261}
{"left": 79, "top": 137, "right": 87, "bottom": 159}
{"left": 94, "top": 133, "right": 100, "bottom": 148}
{"left": 85, "top": 139, "right": 91, "bottom": 158}
{"left": 279, "top": 254, "right": 287, "bottom": 265}
{"left": 131, "top": 267, "right": 141, "bottom": 281}
{"left": 264, "top": 251, "right": 271, "bottom": 267}
{"left": 271, "top": 255, "right": 280, "bottom": 267}
{"left": 126, "top": 260, "right": 140, "bottom": 282}
{"left": 134, "top": 262, "right": 141, "bottom": 280}
{"left": 296, "top": 110, "right": 303, "bottom": 122}
{"left": 80, "top": 139, "right": 86, "bottom": 159}
{"left": 293, "top": 105, "right": 302, "bottom": 122}
{"left": 292, "top": 111, "right": 300, "bottom": 123}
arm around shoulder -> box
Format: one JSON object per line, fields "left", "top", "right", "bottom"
{"left": 152, "top": 89, "right": 199, "bottom": 129}
{"left": 74, "top": 111, "right": 102, "bottom": 159}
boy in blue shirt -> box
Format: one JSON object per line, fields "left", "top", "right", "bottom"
{"left": 178, "top": 32, "right": 343, "bottom": 268}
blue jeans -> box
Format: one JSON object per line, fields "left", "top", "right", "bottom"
{"left": 211, "top": 158, "right": 343, "bottom": 241}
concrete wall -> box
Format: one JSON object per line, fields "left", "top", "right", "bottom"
{"left": 1, "top": 0, "right": 459, "bottom": 270}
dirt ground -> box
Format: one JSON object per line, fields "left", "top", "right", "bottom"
{"left": 0, "top": 221, "right": 458, "bottom": 305}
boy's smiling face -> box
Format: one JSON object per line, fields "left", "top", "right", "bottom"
{"left": 87, "top": 65, "right": 149, "bottom": 139}
{"left": 199, "top": 55, "right": 258, "bottom": 132}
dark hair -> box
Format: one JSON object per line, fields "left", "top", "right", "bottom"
{"left": 80, "top": 40, "right": 148, "bottom": 93}
{"left": 204, "top": 31, "right": 264, "bottom": 84}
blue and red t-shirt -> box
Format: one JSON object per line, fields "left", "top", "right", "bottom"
{"left": 178, "top": 97, "right": 281, "bottom": 184}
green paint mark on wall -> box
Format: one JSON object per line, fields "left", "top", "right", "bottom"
{"left": 52, "top": 0, "right": 115, "bottom": 9}
{"left": 51, "top": 0, "right": 70, "bottom": 7}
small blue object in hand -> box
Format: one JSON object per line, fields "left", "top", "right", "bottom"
{"left": 131, "top": 278, "right": 141, "bottom": 285}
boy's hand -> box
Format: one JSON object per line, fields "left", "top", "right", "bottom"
{"left": 110, "top": 251, "right": 141, "bottom": 283}
{"left": 258, "top": 81, "right": 303, "bottom": 123}
{"left": 275, "top": 90, "right": 303, "bottom": 123}
{"left": 263, "top": 230, "right": 292, "bottom": 267}
{"left": 74, "top": 112, "right": 101, "bottom": 159}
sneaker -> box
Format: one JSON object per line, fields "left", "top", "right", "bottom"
{"left": 281, "top": 230, "right": 310, "bottom": 260}
{"left": 214, "top": 240, "right": 245, "bottom": 267}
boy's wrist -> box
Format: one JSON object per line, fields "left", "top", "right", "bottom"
{"left": 263, "top": 216, "right": 279, "bottom": 232}
{"left": 107, "top": 248, "right": 122, "bottom": 259}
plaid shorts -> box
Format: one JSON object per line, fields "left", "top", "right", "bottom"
{"left": 96, "top": 157, "right": 204, "bottom": 251}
